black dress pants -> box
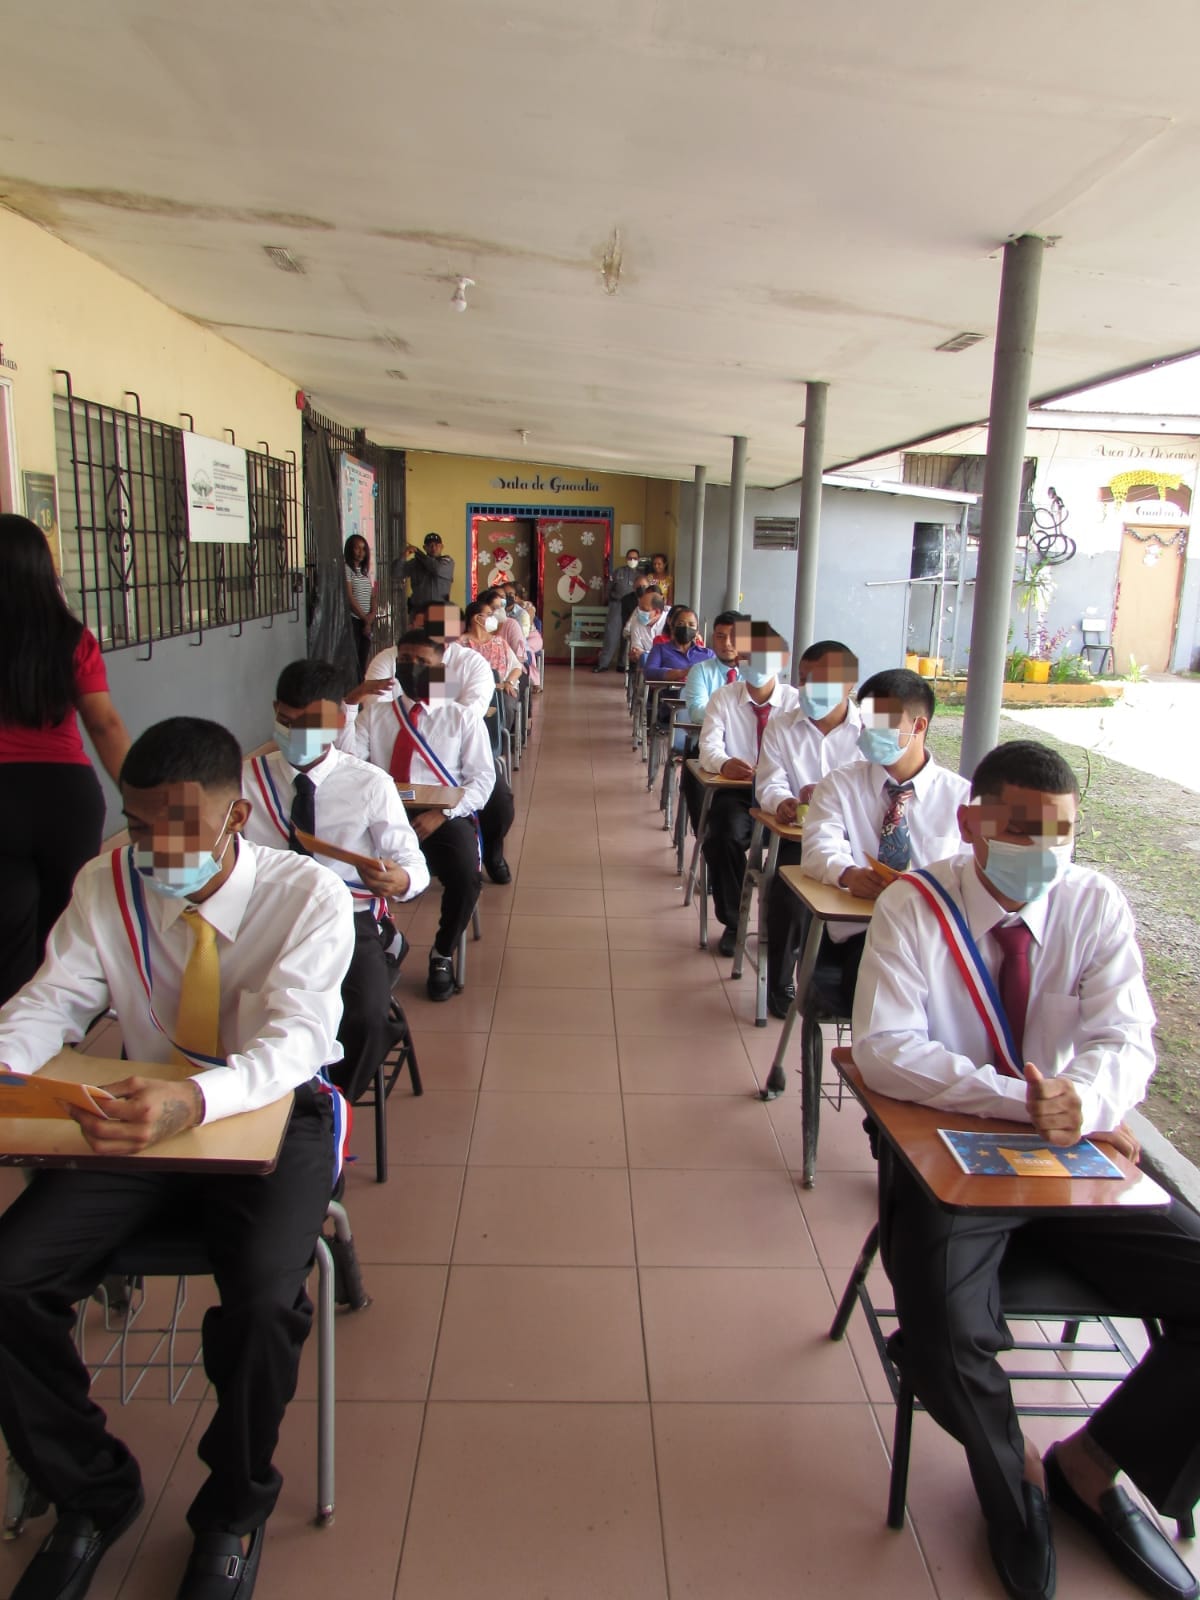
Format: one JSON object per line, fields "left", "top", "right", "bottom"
{"left": 764, "top": 839, "right": 805, "bottom": 993}
{"left": 0, "top": 1088, "right": 334, "bottom": 1536}
{"left": 420, "top": 816, "right": 482, "bottom": 957}
{"left": 477, "top": 760, "right": 515, "bottom": 875}
{"left": 881, "top": 1152, "right": 1200, "bottom": 1537}
{"left": 701, "top": 790, "right": 754, "bottom": 931}
{"left": 332, "top": 911, "right": 394, "bottom": 1103}
{"left": 0, "top": 763, "right": 106, "bottom": 1007}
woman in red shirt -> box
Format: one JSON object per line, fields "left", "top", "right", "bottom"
{"left": 0, "top": 515, "right": 132, "bottom": 1004}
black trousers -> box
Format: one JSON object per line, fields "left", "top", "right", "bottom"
{"left": 332, "top": 911, "right": 394, "bottom": 1103}
{"left": 420, "top": 816, "right": 482, "bottom": 957}
{"left": 881, "top": 1153, "right": 1200, "bottom": 1537}
{"left": 764, "top": 839, "right": 806, "bottom": 993}
{"left": 477, "top": 760, "right": 515, "bottom": 875}
{"left": 701, "top": 789, "right": 754, "bottom": 931}
{"left": 0, "top": 1088, "right": 335, "bottom": 1536}
{"left": 680, "top": 764, "right": 703, "bottom": 833}
{"left": 0, "top": 763, "right": 106, "bottom": 1008}
{"left": 349, "top": 616, "right": 371, "bottom": 678}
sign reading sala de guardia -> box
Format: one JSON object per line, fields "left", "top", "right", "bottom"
{"left": 489, "top": 473, "right": 600, "bottom": 494}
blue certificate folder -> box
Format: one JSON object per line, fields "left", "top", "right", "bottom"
{"left": 937, "top": 1129, "right": 1123, "bottom": 1180}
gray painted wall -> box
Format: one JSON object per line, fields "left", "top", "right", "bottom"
{"left": 676, "top": 481, "right": 968, "bottom": 681}
{"left": 85, "top": 612, "right": 307, "bottom": 834}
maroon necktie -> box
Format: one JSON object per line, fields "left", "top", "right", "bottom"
{"left": 992, "top": 921, "right": 1033, "bottom": 1069}
{"left": 751, "top": 702, "right": 771, "bottom": 754}
{"left": 725, "top": 667, "right": 738, "bottom": 684}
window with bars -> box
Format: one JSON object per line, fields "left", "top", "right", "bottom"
{"left": 53, "top": 384, "right": 300, "bottom": 653}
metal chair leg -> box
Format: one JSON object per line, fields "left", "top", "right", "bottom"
{"left": 830, "top": 1224, "right": 880, "bottom": 1341}
{"left": 888, "top": 1379, "right": 915, "bottom": 1530}
{"left": 314, "top": 1234, "right": 336, "bottom": 1526}
{"left": 731, "top": 819, "right": 765, "bottom": 979}
{"left": 800, "top": 1006, "right": 824, "bottom": 1188}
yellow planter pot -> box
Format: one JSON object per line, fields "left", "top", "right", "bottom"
{"left": 904, "top": 652, "right": 921, "bottom": 672}
{"left": 1022, "top": 659, "right": 1052, "bottom": 683}
{"left": 917, "top": 656, "right": 943, "bottom": 679}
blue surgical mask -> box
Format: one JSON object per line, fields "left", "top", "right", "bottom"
{"left": 800, "top": 681, "right": 846, "bottom": 720}
{"left": 857, "top": 725, "right": 911, "bottom": 766}
{"left": 745, "top": 669, "right": 774, "bottom": 688}
{"left": 274, "top": 722, "right": 337, "bottom": 769}
{"left": 636, "top": 609, "right": 653, "bottom": 625}
{"left": 984, "top": 839, "right": 1072, "bottom": 904}
{"left": 134, "top": 807, "right": 235, "bottom": 900}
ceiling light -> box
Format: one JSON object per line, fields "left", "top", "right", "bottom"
{"left": 384, "top": 369, "right": 407, "bottom": 381}
{"left": 262, "top": 245, "right": 304, "bottom": 274}
{"left": 935, "top": 331, "right": 985, "bottom": 353}
{"left": 517, "top": 429, "right": 530, "bottom": 446}
{"left": 450, "top": 276, "right": 475, "bottom": 313}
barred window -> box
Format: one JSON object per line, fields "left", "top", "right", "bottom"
{"left": 54, "top": 385, "right": 300, "bottom": 652}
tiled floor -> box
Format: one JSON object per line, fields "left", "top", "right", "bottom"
{"left": 1, "top": 668, "right": 1193, "bottom": 1598}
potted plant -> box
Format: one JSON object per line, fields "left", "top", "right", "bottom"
{"left": 1023, "top": 623, "right": 1071, "bottom": 683}
{"left": 1014, "top": 559, "right": 1058, "bottom": 682}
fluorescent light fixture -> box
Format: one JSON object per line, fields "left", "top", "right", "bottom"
{"left": 935, "top": 331, "right": 985, "bottom": 353}
{"left": 451, "top": 276, "right": 475, "bottom": 312}
{"left": 262, "top": 245, "right": 304, "bottom": 274}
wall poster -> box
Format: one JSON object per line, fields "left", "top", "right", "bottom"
{"left": 182, "top": 432, "right": 250, "bottom": 544}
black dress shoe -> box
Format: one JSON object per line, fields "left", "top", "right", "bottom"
{"left": 1045, "top": 1447, "right": 1198, "bottom": 1600}
{"left": 767, "top": 985, "right": 796, "bottom": 1020}
{"left": 12, "top": 1487, "right": 144, "bottom": 1600}
{"left": 987, "top": 1482, "right": 1056, "bottom": 1600}
{"left": 485, "top": 858, "right": 512, "bottom": 885}
{"left": 176, "top": 1525, "right": 265, "bottom": 1600}
{"left": 717, "top": 926, "right": 737, "bottom": 958}
{"left": 427, "top": 954, "right": 456, "bottom": 1002}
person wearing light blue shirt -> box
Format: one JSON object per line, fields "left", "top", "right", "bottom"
{"left": 684, "top": 610, "right": 747, "bottom": 721}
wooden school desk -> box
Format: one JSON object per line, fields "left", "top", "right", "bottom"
{"left": 831, "top": 1048, "right": 1170, "bottom": 1215}
{"left": 761, "top": 869, "right": 877, "bottom": 1191}
{"left": 681, "top": 760, "right": 754, "bottom": 948}
{"left": 398, "top": 783, "right": 466, "bottom": 812}
{"left": 0, "top": 1054, "right": 294, "bottom": 1175}
{"left": 730, "top": 808, "right": 806, "bottom": 1028}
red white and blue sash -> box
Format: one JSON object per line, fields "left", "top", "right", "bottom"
{"left": 390, "top": 700, "right": 484, "bottom": 868}
{"left": 111, "top": 846, "right": 352, "bottom": 1175}
{"left": 248, "top": 754, "right": 385, "bottom": 921}
{"left": 901, "top": 867, "right": 1024, "bottom": 1079}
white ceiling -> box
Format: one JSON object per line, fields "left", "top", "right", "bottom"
{"left": 4, "top": 0, "right": 1200, "bottom": 485}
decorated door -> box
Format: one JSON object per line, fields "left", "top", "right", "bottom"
{"left": 470, "top": 515, "right": 535, "bottom": 601}
{"left": 536, "top": 516, "right": 611, "bottom": 662}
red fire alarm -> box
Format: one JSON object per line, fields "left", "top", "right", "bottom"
{"left": 295, "top": 389, "right": 306, "bottom": 410}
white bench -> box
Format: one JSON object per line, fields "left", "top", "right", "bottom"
{"left": 565, "top": 606, "right": 607, "bottom": 671}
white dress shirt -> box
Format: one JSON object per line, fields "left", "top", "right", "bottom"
{"left": 851, "top": 853, "right": 1156, "bottom": 1137}
{"left": 801, "top": 752, "right": 971, "bottom": 941}
{"left": 0, "top": 841, "right": 354, "bottom": 1124}
{"left": 340, "top": 691, "right": 496, "bottom": 819}
{"left": 241, "top": 745, "right": 429, "bottom": 910}
{"left": 364, "top": 642, "right": 494, "bottom": 722}
{"left": 624, "top": 614, "right": 669, "bottom": 656}
{"left": 756, "top": 700, "right": 865, "bottom": 815}
{"left": 699, "top": 679, "right": 802, "bottom": 773}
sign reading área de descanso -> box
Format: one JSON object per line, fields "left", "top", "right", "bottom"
{"left": 183, "top": 432, "right": 251, "bottom": 544}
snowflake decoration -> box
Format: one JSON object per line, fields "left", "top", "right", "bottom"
{"left": 546, "top": 536, "right": 563, "bottom": 554}
{"left": 580, "top": 530, "right": 595, "bottom": 546}
{"left": 587, "top": 574, "right": 603, "bottom": 590}
{"left": 515, "top": 541, "right": 529, "bottom": 556}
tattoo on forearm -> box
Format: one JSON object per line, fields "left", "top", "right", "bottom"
{"left": 155, "top": 1089, "right": 199, "bottom": 1141}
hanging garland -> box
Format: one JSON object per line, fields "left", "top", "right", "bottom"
{"left": 1123, "top": 527, "right": 1188, "bottom": 551}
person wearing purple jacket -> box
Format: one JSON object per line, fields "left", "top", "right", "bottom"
{"left": 642, "top": 609, "right": 714, "bottom": 679}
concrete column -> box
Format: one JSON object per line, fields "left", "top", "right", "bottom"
{"left": 724, "top": 436, "right": 748, "bottom": 611}
{"left": 689, "top": 464, "right": 707, "bottom": 614}
{"left": 791, "top": 380, "right": 828, "bottom": 672}
{"left": 960, "top": 235, "right": 1045, "bottom": 777}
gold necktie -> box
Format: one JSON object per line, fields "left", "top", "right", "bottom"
{"left": 174, "top": 906, "right": 222, "bottom": 1064}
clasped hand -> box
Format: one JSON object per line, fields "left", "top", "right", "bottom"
{"left": 70, "top": 1077, "right": 204, "bottom": 1155}
{"left": 1022, "top": 1063, "right": 1140, "bottom": 1163}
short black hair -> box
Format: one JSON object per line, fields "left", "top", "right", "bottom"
{"left": 275, "top": 658, "right": 344, "bottom": 708}
{"left": 713, "top": 610, "right": 748, "bottom": 627}
{"left": 464, "top": 598, "right": 491, "bottom": 627}
{"left": 121, "top": 717, "right": 242, "bottom": 793}
{"left": 971, "top": 740, "right": 1079, "bottom": 800}
{"left": 397, "top": 627, "right": 445, "bottom": 655}
{"left": 857, "top": 668, "right": 934, "bottom": 722}
{"left": 476, "top": 586, "right": 500, "bottom": 606}
{"left": 800, "top": 638, "right": 856, "bottom": 666}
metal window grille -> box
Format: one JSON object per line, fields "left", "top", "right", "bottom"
{"left": 53, "top": 376, "right": 300, "bottom": 655}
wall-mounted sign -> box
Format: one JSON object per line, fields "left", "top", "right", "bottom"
{"left": 0, "top": 342, "right": 17, "bottom": 372}
{"left": 339, "top": 453, "right": 377, "bottom": 559}
{"left": 182, "top": 432, "right": 250, "bottom": 544}
{"left": 489, "top": 473, "right": 600, "bottom": 494}
{"left": 23, "top": 471, "right": 58, "bottom": 541}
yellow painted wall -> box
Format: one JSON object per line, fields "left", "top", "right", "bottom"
{"left": 403, "top": 449, "right": 680, "bottom": 604}
{"left": 0, "top": 208, "right": 301, "bottom": 559}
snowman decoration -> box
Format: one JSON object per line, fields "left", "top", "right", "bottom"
{"left": 556, "top": 552, "right": 588, "bottom": 605}
{"left": 485, "top": 546, "right": 515, "bottom": 591}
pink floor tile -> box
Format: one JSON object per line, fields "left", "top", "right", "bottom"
{"left": 491, "top": 983, "right": 615, "bottom": 1035}
{"left": 511, "top": 885, "right": 606, "bottom": 918}
{"left": 505, "top": 913, "right": 610, "bottom": 949}
{"left": 499, "top": 944, "right": 612, "bottom": 989}
{"left": 432, "top": 1265, "right": 646, "bottom": 1399}
{"left": 383, "top": 1090, "right": 478, "bottom": 1165}
{"left": 623, "top": 1094, "right": 786, "bottom": 1170}
{"left": 338, "top": 1164, "right": 465, "bottom": 1263}
{"left": 614, "top": 984, "right": 740, "bottom": 1036}
{"left": 654, "top": 1403, "right": 937, "bottom": 1600}
{"left": 631, "top": 1169, "right": 816, "bottom": 1267}
{"left": 296, "top": 1265, "right": 446, "bottom": 1401}
{"left": 639, "top": 1266, "right": 867, "bottom": 1402}
{"left": 482, "top": 1031, "right": 620, "bottom": 1092}
{"left": 395, "top": 1403, "right": 667, "bottom": 1600}
{"left": 617, "top": 1033, "right": 760, "bottom": 1095}
{"left": 403, "top": 1029, "right": 487, "bottom": 1092}
{"left": 469, "top": 1091, "right": 628, "bottom": 1167}
{"left": 454, "top": 1167, "right": 635, "bottom": 1265}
